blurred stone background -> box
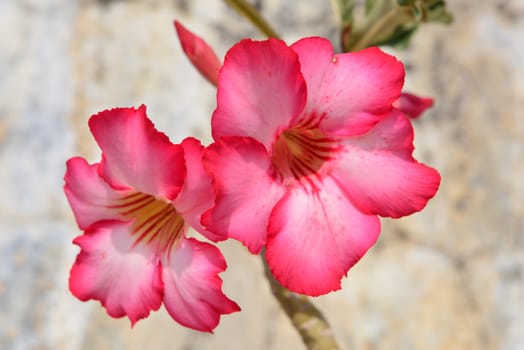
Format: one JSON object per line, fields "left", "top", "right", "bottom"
{"left": 1, "top": 0, "right": 523, "bottom": 349}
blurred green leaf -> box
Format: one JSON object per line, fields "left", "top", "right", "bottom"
{"left": 375, "top": 26, "right": 418, "bottom": 48}
{"left": 334, "top": 0, "right": 356, "bottom": 25}
{"left": 424, "top": 0, "right": 454, "bottom": 23}
{"left": 340, "top": 0, "right": 453, "bottom": 51}
{"left": 333, "top": 0, "right": 356, "bottom": 52}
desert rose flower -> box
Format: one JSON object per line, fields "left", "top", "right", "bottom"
{"left": 202, "top": 38, "right": 440, "bottom": 296}
{"left": 64, "top": 106, "right": 239, "bottom": 331}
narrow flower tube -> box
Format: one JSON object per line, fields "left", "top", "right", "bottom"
{"left": 64, "top": 105, "right": 239, "bottom": 331}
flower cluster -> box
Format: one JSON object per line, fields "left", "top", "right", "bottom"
{"left": 64, "top": 22, "right": 440, "bottom": 332}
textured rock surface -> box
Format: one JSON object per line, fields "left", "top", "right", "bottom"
{"left": 1, "top": 0, "right": 523, "bottom": 349}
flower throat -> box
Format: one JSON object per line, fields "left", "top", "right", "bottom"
{"left": 271, "top": 124, "right": 339, "bottom": 189}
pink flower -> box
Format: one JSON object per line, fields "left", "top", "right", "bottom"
{"left": 202, "top": 38, "right": 440, "bottom": 296}
{"left": 174, "top": 21, "right": 222, "bottom": 86}
{"left": 64, "top": 106, "right": 239, "bottom": 331}
{"left": 394, "top": 92, "right": 434, "bottom": 118}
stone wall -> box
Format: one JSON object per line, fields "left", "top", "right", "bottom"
{"left": 1, "top": 0, "right": 523, "bottom": 349}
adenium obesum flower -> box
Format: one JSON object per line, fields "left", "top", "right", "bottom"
{"left": 394, "top": 92, "right": 434, "bottom": 118}
{"left": 64, "top": 106, "right": 239, "bottom": 331}
{"left": 202, "top": 37, "right": 441, "bottom": 296}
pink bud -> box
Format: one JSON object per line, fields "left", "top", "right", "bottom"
{"left": 174, "top": 21, "right": 222, "bottom": 86}
{"left": 394, "top": 92, "right": 434, "bottom": 118}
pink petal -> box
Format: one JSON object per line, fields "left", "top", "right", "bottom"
{"left": 69, "top": 220, "right": 163, "bottom": 325}
{"left": 172, "top": 137, "right": 219, "bottom": 241}
{"left": 174, "top": 21, "right": 222, "bottom": 86}
{"left": 89, "top": 105, "right": 185, "bottom": 200}
{"left": 202, "top": 136, "right": 286, "bottom": 253}
{"left": 394, "top": 92, "right": 434, "bottom": 118}
{"left": 332, "top": 110, "right": 441, "bottom": 218}
{"left": 64, "top": 157, "right": 128, "bottom": 230}
{"left": 266, "top": 176, "right": 380, "bottom": 296}
{"left": 161, "top": 238, "right": 240, "bottom": 332}
{"left": 291, "top": 38, "right": 404, "bottom": 136}
{"left": 212, "top": 38, "right": 307, "bottom": 148}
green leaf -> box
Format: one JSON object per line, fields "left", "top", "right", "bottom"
{"left": 424, "top": 0, "right": 454, "bottom": 23}
{"left": 339, "top": 0, "right": 453, "bottom": 51}
{"left": 334, "top": 0, "right": 356, "bottom": 26}
{"left": 375, "top": 25, "right": 418, "bottom": 48}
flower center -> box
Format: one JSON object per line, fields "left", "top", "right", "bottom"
{"left": 108, "top": 192, "right": 185, "bottom": 251}
{"left": 271, "top": 126, "right": 339, "bottom": 189}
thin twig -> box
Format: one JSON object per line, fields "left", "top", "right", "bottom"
{"left": 224, "top": 0, "right": 281, "bottom": 39}
{"left": 261, "top": 254, "right": 340, "bottom": 350}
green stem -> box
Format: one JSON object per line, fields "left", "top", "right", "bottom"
{"left": 224, "top": 0, "right": 281, "bottom": 39}
{"left": 349, "top": 6, "right": 415, "bottom": 51}
{"left": 261, "top": 254, "right": 341, "bottom": 350}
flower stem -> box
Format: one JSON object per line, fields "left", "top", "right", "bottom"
{"left": 223, "top": 0, "right": 281, "bottom": 39}
{"left": 261, "top": 254, "right": 341, "bottom": 350}
{"left": 348, "top": 6, "right": 416, "bottom": 51}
